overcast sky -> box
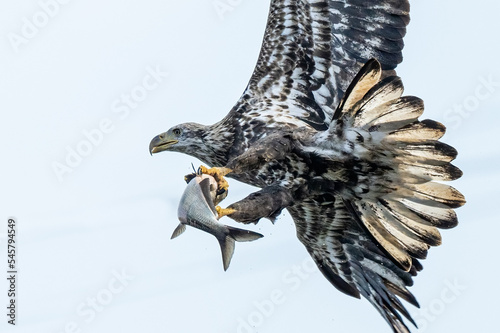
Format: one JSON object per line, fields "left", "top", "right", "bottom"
{"left": 1, "top": 0, "right": 499, "bottom": 332}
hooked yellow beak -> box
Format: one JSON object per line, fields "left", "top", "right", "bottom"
{"left": 149, "top": 133, "right": 178, "bottom": 155}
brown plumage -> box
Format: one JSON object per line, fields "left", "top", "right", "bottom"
{"left": 149, "top": 2, "right": 464, "bottom": 332}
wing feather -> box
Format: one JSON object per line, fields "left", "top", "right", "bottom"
{"left": 289, "top": 196, "right": 418, "bottom": 333}
{"left": 226, "top": 0, "right": 411, "bottom": 144}
{"left": 286, "top": 60, "right": 463, "bottom": 332}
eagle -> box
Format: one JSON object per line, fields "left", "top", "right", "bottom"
{"left": 149, "top": 1, "right": 465, "bottom": 332}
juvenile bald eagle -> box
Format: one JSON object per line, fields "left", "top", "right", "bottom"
{"left": 149, "top": 1, "right": 464, "bottom": 332}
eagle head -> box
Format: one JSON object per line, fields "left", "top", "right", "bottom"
{"left": 149, "top": 122, "right": 207, "bottom": 154}
{"left": 149, "top": 122, "right": 230, "bottom": 166}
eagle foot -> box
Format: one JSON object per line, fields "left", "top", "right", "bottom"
{"left": 198, "top": 166, "right": 232, "bottom": 194}
{"left": 216, "top": 206, "right": 237, "bottom": 219}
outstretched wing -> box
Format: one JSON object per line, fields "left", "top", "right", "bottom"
{"left": 289, "top": 197, "right": 420, "bottom": 333}
{"left": 227, "top": 0, "right": 410, "bottom": 143}
{"left": 288, "top": 60, "right": 465, "bottom": 332}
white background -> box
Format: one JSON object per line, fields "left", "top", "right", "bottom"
{"left": 0, "top": 0, "right": 499, "bottom": 332}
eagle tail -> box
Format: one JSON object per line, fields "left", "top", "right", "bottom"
{"left": 330, "top": 59, "right": 465, "bottom": 272}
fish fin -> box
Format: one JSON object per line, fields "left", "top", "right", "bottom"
{"left": 170, "top": 224, "right": 186, "bottom": 239}
{"left": 199, "top": 178, "right": 218, "bottom": 215}
{"left": 218, "top": 228, "right": 263, "bottom": 271}
{"left": 226, "top": 226, "right": 264, "bottom": 242}
{"left": 218, "top": 236, "right": 235, "bottom": 271}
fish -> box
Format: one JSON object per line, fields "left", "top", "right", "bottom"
{"left": 172, "top": 171, "right": 263, "bottom": 271}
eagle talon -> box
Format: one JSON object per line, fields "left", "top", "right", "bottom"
{"left": 216, "top": 206, "right": 237, "bottom": 219}
{"left": 199, "top": 165, "right": 232, "bottom": 193}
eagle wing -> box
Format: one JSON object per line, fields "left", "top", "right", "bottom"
{"left": 228, "top": 0, "right": 410, "bottom": 137}
{"left": 221, "top": 60, "right": 464, "bottom": 332}
{"left": 289, "top": 196, "right": 419, "bottom": 333}
{"left": 288, "top": 60, "right": 465, "bottom": 332}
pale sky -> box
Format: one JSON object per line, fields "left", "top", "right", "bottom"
{"left": 0, "top": 1, "right": 499, "bottom": 332}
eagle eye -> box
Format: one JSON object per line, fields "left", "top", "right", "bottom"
{"left": 172, "top": 128, "right": 182, "bottom": 136}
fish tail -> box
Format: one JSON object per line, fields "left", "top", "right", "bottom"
{"left": 219, "top": 227, "right": 264, "bottom": 271}
{"left": 218, "top": 236, "right": 235, "bottom": 271}
{"left": 226, "top": 226, "right": 264, "bottom": 242}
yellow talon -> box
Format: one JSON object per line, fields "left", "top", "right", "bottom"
{"left": 199, "top": 166, "right": 232, "bottom": 193}
{"left": 216, "top": 206, "right": 237, "bottom": 219}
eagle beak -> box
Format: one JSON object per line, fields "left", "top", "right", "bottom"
{"left": 149, "top": 133, "right": 178, "bottom": 155}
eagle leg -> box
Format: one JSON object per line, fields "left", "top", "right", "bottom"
{"left": 223, "top": 184, "right": 294, "bottom": 224}
{"left": 225, "top": 133, "right": 294, "bottom": 173}
{"left": 216, "top": 206, "right": 237, "bottom": 219}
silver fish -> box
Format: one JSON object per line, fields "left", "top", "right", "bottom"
{"left": 172, "top": 173, "right": 263, "bottom": 271}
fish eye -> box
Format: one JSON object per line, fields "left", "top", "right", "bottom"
{"left": 172, "top": 128, "right": 182, "bottom": 136}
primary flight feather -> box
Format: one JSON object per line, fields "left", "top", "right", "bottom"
{"left": 149, "top": 1, "right": 464, "bottom": 332}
